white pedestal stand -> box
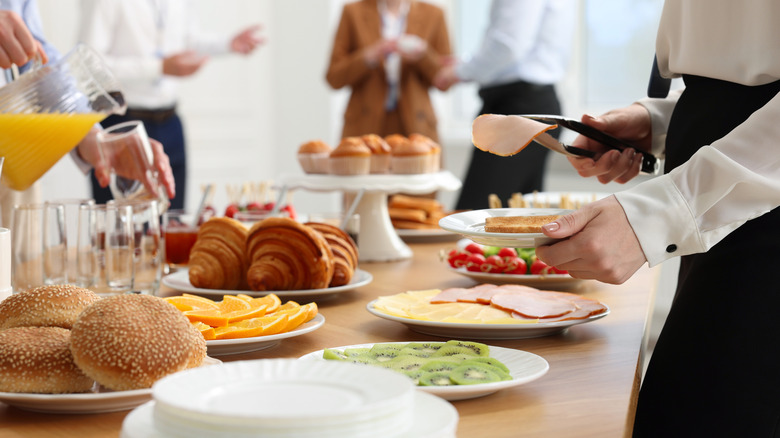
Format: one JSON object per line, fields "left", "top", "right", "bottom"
{"left": 277, "top": 172, "right": 462, "bottom": 262}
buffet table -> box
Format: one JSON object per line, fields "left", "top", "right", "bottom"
{"left": 0, "top": 241, "right": 657, "bottom": 438}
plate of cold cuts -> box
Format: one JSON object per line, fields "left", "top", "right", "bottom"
{"left": 367, "top": 284, "right": 609, "bottom": 340}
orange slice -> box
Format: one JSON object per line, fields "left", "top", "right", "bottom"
{"left": 280, "top": 306, "right": 309, "bottom": 332}
{"left": 192, "top": 321, "right": 216, "bottom": 340}
{"left": 236, "top": 293, "right": 254, "bottom": 303}
{"left": 218, "top": 295, "right": 252, "bottom": 313}
{"left": 184, "top": 309, "right": 229, "bottom": 327}
{"left": 302, "top": 302, "right": 318, "bottom": 322}
{"left": 253, "top": 313, "right": 289, "bottom": 336}
{"left": 223, "top": 304, "right": 268, "bottom": 323}
{"left": 251, "top": 294, "right": 281, "bottom": 314}
{"left": 164, "top": 295, "right": 219, "bottom": 312}
{"left": 277, "top": 301, "right": 301, "bottom": 312}
{"left": 214, "top": 318, "right": 265, "bottom": 339}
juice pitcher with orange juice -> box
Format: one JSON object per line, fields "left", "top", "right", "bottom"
{"left": 0, "top": 43, "right": 127, "bottom": 191}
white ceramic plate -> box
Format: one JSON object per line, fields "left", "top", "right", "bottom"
{"left": 121, "top": 391, "right": 458, "bottom": 438}
{"left": 162, "top": 268, "right": 373, "bottom": 298}
{"left": 366, "top": 300, "right": 609, "bottom": 340}
{"left": 299, "top": 342, "right": 549, "bottom": 401}
{"left": 521, "top": 191, "right": 612, "bottom": 208}
{"left": 438, "top": 208, "right": 573, "bottom": 248}
{"left": 447, "top": 266, "right": 582, "bottom": 290}
{"left": 206, "top": 314, "right": 325, "bottom": 356}
{"left": 0, "top": 357, "right": 221, "bottom": 414}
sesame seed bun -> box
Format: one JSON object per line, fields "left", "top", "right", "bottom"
{"left": 69, "top": 294, "right": 206, "bottom": 391}
{"left": 0, "top": 284, "right": 101, "bottom": 330}
{"left": 0, "top": 327, "right": 94, "bottom": 393}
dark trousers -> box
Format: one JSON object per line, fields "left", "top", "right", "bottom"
{"left": 633, "top": 76, "right": 780, "bottom": 437}
{"left": 91, "top": 111, "right": 187, "bottom": 210}
{"left": 455, "top": 80, "right": 561, "bottom": 210}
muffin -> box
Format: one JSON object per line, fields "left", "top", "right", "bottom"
{"left": 384, "top": 134, "right": 409, "bottom": 153}
{"left": 409, "top": 133, "right": 440, "bottom": 173}
{"left": 297, "top": 140, "right": 332, "bottom": 174}
{"left": 329, "top": 137, "right": 371, "bottom": 175}
{"left": 362, "top": 134, "right": 392, "bottom": 173}
{"left": 391, "top": 134, "right": 433, "bottom": 174}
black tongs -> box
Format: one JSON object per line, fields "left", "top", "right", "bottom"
{"left": 522, "top": 115, "right": 659, "bottom": 175}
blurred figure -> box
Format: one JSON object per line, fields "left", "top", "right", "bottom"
{"left": 0, "top": 1, "right": 174, "bottom": 227}
{"left": 434, "top": 0, "right": 575, "bottom": 210}
{"left": 78, "top": 0, "right": 263, "bottom": 210}
{"left": 326, "top": 0, "right": 451, "bottom": 142}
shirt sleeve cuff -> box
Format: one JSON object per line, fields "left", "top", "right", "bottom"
{"left": 615, "top": 175, "right": 706, "bottom": 266}
{"left": 636, "top": 90, "right": 682, "bottom": 158}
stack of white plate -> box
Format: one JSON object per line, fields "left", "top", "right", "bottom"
{"left": 120, "top": 359, "right": 458, "bottom": 438}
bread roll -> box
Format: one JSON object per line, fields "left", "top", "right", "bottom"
{"left": 483, "top": 215, "right": 561, "bottom": 233}
{"left": 188, "top": 217, "right": 249, "bottom": 290}
{"left": 0, "top": 326, "right": 94, "bottom": 393}
{"left": 69, "top": 294, "right": 206, "bottom": 391}
{"left": 0, "top": 284, "right": 101, "bottom": 330}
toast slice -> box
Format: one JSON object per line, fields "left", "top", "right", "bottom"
{"left": 483, "top": 215, "right": 561, "bottom": 233}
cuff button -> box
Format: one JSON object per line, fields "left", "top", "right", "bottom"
{"left": 666, "top": 244, "right": 677, "bottom": 253}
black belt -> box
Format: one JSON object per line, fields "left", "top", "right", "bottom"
{"left": 125, "top": 106, "right": 177, "bottom": 123}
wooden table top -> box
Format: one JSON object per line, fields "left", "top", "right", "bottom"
{"left": 0, "top": 240, "right": 657, "bottom": 438}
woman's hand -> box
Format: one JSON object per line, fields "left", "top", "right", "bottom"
{"left": 568, "top": 104, "right": 653, "bottom": 184}
{"left": 535, "top": 196, "right": 647, "bottom": 284}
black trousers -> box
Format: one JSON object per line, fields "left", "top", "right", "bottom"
{"left": 455, "top": 80, "right": 561, "bottom": 210}
{"left": 633, "top": 76, "right": 780, "bottom": 437}
{"left": 91, "top": 111, "right": 187, "bottom": 210}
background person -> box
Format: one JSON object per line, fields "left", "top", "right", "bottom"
{"left": 325, "top": 0, "right": 451, "bottom": 142}
{"left": 434, "top": 0, "right": 575, "bottom": 210}
{"left": 78, "top": 0, "right": 263, "bottom": 210}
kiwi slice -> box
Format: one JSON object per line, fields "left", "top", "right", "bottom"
{"left": 442, "top": 340, "right": 490, "bottom": 357}
{"left": 430, "top": 345, "right": 477, "bottom": 358}
{"left": 322, "top": 349, "right": 348, "bottom": 361}
{"left": 345, "top": 355, "right": 379, "bottom": 365}
{"left": 449, "top": 363, "right": 503, "bottom": 385}
{"left": 400, "top": 342, "right": 443, "bottom": 357}
{"left": 419, "top": 359, "right": 460, "bottom": 374}
{"left": 343, "top": 347, "right": 370, "bottom": 357}
{"left": 419, "top": 371, "right": 455, "bottom": 386}
{"left": 462, "top": 357, "right": 511, "bottom": 374}
{"left": 385, "top": 356, "right": 428, "bottom": 372}
{"left": 366, "top": 344, "right": 404, "bottom": 363}
{"left": 402, "top": 370, "right": 426, "bottom": 385}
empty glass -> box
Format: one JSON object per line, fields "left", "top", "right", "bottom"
{"left": 96, "top": 120, "right": 170, "bottom": 213}
{"left": 76, "top": 203, "right": 135, "bottom": 295}
{"left": 111, "top": 199, "right": 162, "bottom": 295}
{"left": 11, "top": 203, "right": 67, "bottom": 292}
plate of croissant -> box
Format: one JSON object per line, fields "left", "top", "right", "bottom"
{"left": 162, "top": 217, "right": 373, "bottom": 297}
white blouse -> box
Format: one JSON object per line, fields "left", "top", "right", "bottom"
{"left": 616, "top": 0, "right": 780, "bottom": 266}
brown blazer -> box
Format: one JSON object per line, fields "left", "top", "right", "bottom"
{"left": 325, "top": 0, "right": 451, "bottom": 142}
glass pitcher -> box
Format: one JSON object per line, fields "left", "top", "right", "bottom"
{"left": 0, "top": 43, "right": 127, "bottom": 191}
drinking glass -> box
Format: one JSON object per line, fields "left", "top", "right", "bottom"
{"left": 0, "top": 227, "right": 12, "bottom": 301}
{"left": 52, "top": 198, "right": 95, "bottom": 285}
{"left": 11, "top": 203, "right": 67, "bottom": 292}
{"left": 111, "top": 199, "right": 162, "bottom": 295}
{"left": 76, "top": 203, "right": 135, "bottom": 295}
{"left": 96, "top": 120, "right": 170, "bottom": 213}
{"left": 162, "top": 210, "right": 199, "bottom": 272}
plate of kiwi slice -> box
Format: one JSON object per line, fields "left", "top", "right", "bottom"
{"left": 299, "top": 340, "right": 549, "bottom": 401}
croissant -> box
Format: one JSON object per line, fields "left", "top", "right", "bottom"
{"left": 246, "top": 217, "right": 334, "bottom": 291}
{"left": 306, "top": 222, "right": 358, "bottom": 287}
{"left": 188, "top": 217, "right": 248, "bottom": 290}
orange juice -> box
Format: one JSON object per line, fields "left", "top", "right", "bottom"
{"left": 0, "top": 112, "right": 106, "bottom": 191}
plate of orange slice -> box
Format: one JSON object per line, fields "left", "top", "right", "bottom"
{"left": 163, "top": 293, "right": 325, "bottom": 356}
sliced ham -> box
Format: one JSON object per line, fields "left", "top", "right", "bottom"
{"left": 454, "top": 284, "right": 506, "bottom": 304}
{"left": 429, "top": 287, "right": 473, "bottom": 304}
{"left": 490, "top": 289, "right": 577, "bottom": 319}
{"left": 472, "top": 114, "right": 557, "bottom": 157}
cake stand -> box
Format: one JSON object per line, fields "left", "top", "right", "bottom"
{"left": 276, "top": 171, "right": 462, "bottom": 262}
